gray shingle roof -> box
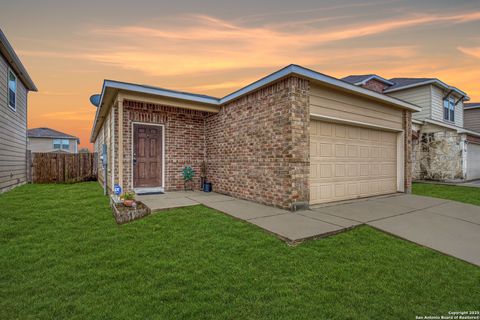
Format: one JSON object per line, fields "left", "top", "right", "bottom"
{"left": 386, "top": 78, "right": 434, "bottom": 90}
{"left": 28, "top": 128, "right": 79, "bottom": 142}
{"left": 341, "top": 75, "right": 376, "bottom": 84}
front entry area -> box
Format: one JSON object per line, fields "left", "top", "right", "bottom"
{"left": 310, "top": 120, "right": 399, "bottom": 204}
{"left": 133, "top": 123, "right": 164, "bottom": 188}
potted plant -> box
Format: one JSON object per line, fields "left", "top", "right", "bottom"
{"left": 182, "top": 165, "right": 195, "bottom": 191}
{"left": 121, "top": 192, "right": 136, "bottom": 207}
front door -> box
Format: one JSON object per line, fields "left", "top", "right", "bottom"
{"left": 133, "top": 124, "right": 163, "bottom": 188}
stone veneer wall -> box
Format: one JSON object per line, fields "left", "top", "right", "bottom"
{"left": 414, "top": 130, "right": 465, "bottom": 181}
{"left": 205, "top": 77, "right": 310, "bottom": 210}
{"left": 121, "top": 100, "right": 209, "bottom": 192}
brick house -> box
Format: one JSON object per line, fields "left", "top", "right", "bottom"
{"left": 90, "top": 65, "right": 420, "bottom": 209}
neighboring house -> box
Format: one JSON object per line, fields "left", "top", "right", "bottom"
{"left": 27, "top": 127, "right": 80, "bottom": 153}
{"left": 90, "top": 64, "right": 420, "bottom": 209}
{"left": 464, "top": 103, "right": 480, "bottom": 132}
{"left": 0, "top": 29, "right": 37, "bottom": 193}
{"left": 342, "top": 74, "right": 480, "bottom": 181}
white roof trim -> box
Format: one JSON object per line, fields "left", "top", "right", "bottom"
{"left": 0, "top": 28, "right": 37, "bottom": 91}
{"left": 91, "top": 64, "right": 422, "bottom": 141}
{"left": 464, "top": 105, "right": 480, "bottom": 110}
{"left": 422, "top": 119, "right": 480, "bottom": 137}
{"left": 354, "top": 75, "right": 394, "bottom": 86}
{"left": 384, "top": 79, "right": 470, "bottom": 100}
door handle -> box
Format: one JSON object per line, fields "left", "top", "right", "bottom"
{"left": 133, "top": 153, "right": 137, "bottom": 165}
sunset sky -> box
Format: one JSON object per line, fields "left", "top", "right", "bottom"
{"left": 2, "top": 0, "right": 480, "bottom": 150}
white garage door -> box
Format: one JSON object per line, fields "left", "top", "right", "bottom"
{"left": 467, "top": 143, "right": 480, "bottom": 180}
{"left": 310, "top": 120, "right": 398, "bottom": 204}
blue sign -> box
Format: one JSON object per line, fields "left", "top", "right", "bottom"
{"left": 114, "top": 184, "right": 122, "bottom": 195}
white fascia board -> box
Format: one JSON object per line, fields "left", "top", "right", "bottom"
{"left": 384, "top": 79, "right": 470, "bottom": 100}
{"left": 102, "top": 80, "right": 220, "bottom": 105}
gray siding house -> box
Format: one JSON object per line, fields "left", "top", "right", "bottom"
{"left": 464, "top": 103, "right": 480, "bottom": 133}
{"left": 27, "top": 127, "right": 80, "bottom": 153}
{"left": 0, "top": 29, "right": 37, "bottom": 193}
{"left": 343, "top": 74, "right": 480, "bottom": 181}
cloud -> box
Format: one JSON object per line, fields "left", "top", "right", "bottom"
{"left": 41, "top": 111, "right": 94, "bottom": 121}
{"left": 458, "top": 46, "right": 480, "bottom": 59}
{"left": 82, "top": 10, "right": 480, "bottom": 77}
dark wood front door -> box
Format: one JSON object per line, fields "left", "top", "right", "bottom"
{"left": 133, "top": 124, "right": 163, "bottom": 188}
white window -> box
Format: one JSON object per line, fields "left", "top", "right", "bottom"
{"left": 53, "top": 139, "right": 70, "bottom": 150}
{"left": 443, "top": 97, "right": 455, "bottom": 122}
{"left": 8, "top": 70, "right": 17, "bottom": 111}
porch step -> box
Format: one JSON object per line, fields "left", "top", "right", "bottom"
{"left": 134, "top": 187, "right": 165, "bottom": 195}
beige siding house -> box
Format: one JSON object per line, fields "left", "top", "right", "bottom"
{"left": 90, "top": 65, "right": 419, "bottom": 209}
{"left": 343, "top": 74, "right": 480, "bottom": 181}
{"left": 27, "top": 128, "right": 79, "bottom": 153}
{"left": 0, "top": 29, "right": 37, "bottom": 193}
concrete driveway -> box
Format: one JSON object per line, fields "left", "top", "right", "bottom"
{"left": 309, "top": 194, "right": 480, "bottom": 266}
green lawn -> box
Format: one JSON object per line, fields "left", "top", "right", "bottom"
{"left": 413, "top": 182, "right": 480, "bottom": 206}
{"left": 1, "top": 183, "right": 479, "bottom": 319}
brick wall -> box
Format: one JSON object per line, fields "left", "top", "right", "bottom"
{"left": 121, "top": 100, "right": 208, "bottom": 192}
{"left": 205, "top": 77, "right": 310, "bottom": 209}
{"left": 362, "top": 79, "right": 390, "bottom": 93}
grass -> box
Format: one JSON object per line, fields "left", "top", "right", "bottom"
{"left": 1, "top": 183, "right": 479, "bottom": 319}
{"left": 413, "top": 182, "right": 480, "bottom": 206}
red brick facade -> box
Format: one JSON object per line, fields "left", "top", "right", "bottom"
{"left": 121, "top": 100, "right": 209, "bottom": 191}
{"left": 94, "top": 76, "right": 412, "bottom": 210}
{"left": 205, "top": 77, "right": 310, "bottom": 209}
{"left": 362, "top": 79, "right": 390, "bottom": 93}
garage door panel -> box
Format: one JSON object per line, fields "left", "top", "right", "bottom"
{"left": 310, "top": 120, "right": 398, "bottom": 204}
{"left": 467, "top": 143, "right": 480, "bottom": 180}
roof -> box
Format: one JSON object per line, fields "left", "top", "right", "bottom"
{"left": 0, "top": 28, "right": 37, "bottom": 91}
{"left": 342, "top": 73, "right": 469, "bottom": 100}
{"left": 465, "top": 103, "right": 480, "bottom": 110}
{"left": 342, "top": 74, "right": 394, "bottom": 86}
{"left": 28, "top": 128, "right": 79, "bottom": 142}
{"left": 384, "top": 77, "right": 469, "bottom": 99}
{"left": 91, "top": 64, "right": 422, "bottom": 142}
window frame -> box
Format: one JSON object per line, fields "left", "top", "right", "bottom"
{"left": 53, "top": 139, "right": 62, "bottom": 150}
{"left": 443, "top": 96, "right": 455, "bottom": 123}
{"left": 7, "top": 69, "right": 17, "bottom": 111}
{"left": 61, "top": 139, "right": 70, "bottom": 150}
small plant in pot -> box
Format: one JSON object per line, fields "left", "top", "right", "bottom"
{"left": 182, "top": 165, "right": 196, "bottom": 191}
{"left": 121, "top": 192, "right": 136, "bottom": 207}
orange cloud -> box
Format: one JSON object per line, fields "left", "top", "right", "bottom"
{"left": 82, "top": 11, "right": 480, "bottom": 77}
{"left": 458, "top": 46, "right": 480, "bottom": 59}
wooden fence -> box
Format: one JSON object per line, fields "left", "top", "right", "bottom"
{"left": 28, "top": 152, "right": 98, "bottom": 184}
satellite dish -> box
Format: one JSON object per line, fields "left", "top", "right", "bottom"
{"left": 90, "top": 94, "right": 101, "bottom": 107}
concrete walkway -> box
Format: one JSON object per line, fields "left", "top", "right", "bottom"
{"left": 138, "top": 191, "right": 480, "bottom": 266}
